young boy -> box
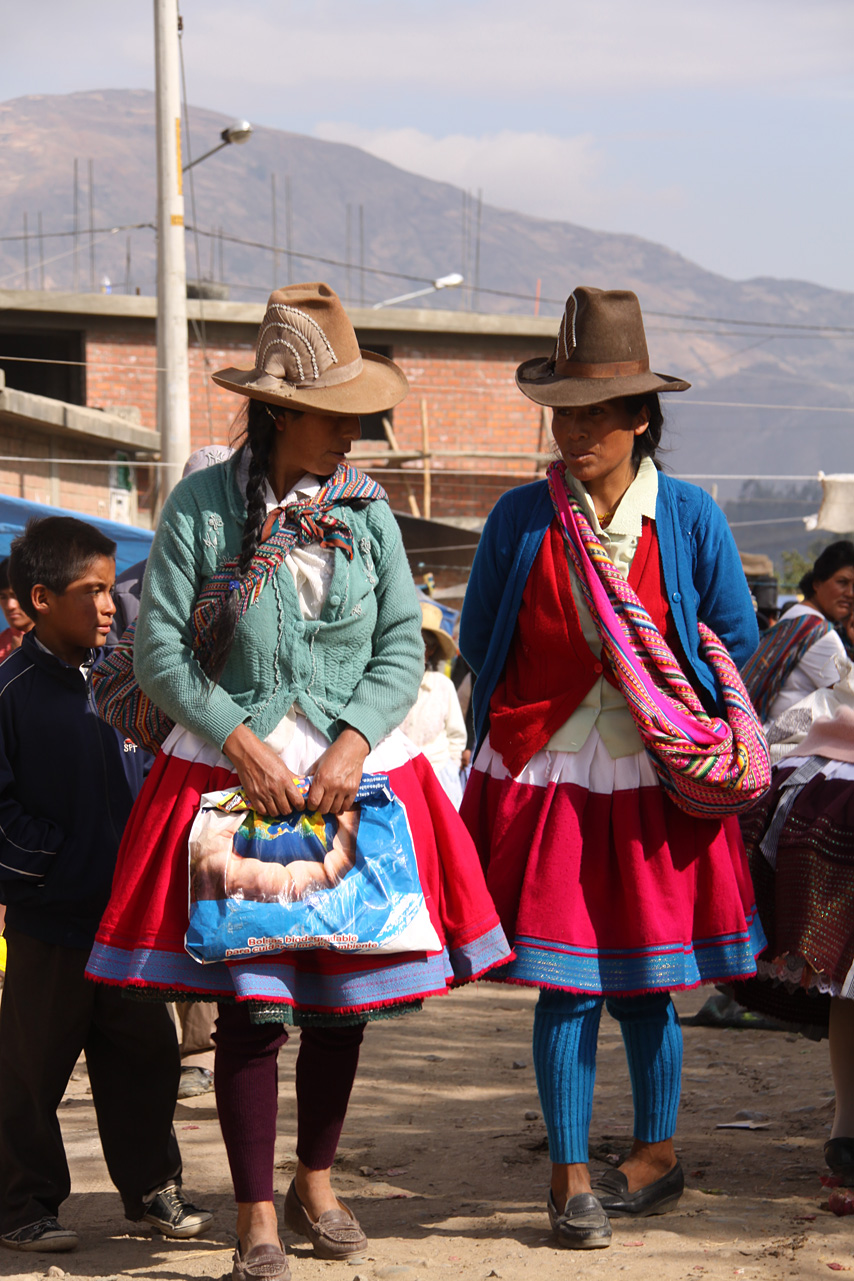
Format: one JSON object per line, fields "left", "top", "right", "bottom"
{"left": 0, "top": 517, "right": 212, "bottom": 1253}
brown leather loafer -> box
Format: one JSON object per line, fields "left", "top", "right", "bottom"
{"left": 232, "top": 1240, "right": 291, "bottom": 1281}
{"left": 283, "top": 1180, "right": 367, "bottom": 1259}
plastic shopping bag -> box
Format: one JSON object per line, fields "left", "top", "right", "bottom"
{"left": 185, "top": 773, "right": 442, "bottom": 964}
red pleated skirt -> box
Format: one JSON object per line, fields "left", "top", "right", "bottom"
{"left": 87, "top": 722, "right": 511, "bottom": 1019}
{"left": 460, "top": 730, "right": 764, "bottom": 996}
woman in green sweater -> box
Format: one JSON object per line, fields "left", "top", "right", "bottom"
{"left": 87, "top": 284, "right": 511, "bottom": 1281}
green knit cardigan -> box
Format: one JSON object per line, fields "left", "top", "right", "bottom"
{"left": 134, "top": 460, "right": 424, "bottom": 752}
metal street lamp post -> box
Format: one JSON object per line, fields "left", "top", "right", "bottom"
{"left": 371, "top": 273, "right": 464, "bottom": 310}
{"left": 183, "top": 120, "right": 254, "bottom": 173}
{"left": 154, "top": 0, "right": 252, "bottom": 511}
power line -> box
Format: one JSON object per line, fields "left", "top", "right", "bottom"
{"left": 3, "top": 218, "right": 854, "bottom": 340}
{"left": 0, "top": 222, "right": 154, "bottom": 243}
{"left": 678, "top": 400, "right": 854, "bottom": 414}
{"left": 727, "top": 516, "right": 810, "bottom": 528}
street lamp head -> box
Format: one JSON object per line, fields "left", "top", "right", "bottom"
{"left": 434, "top": 273, "right": 464, "bottom": 289}
{"left": 221, "top": 120, "right": 253, "bottom": 145}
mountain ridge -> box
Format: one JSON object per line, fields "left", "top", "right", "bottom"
{"left": 1, "top": 88, "right": 852, "bottom": 524}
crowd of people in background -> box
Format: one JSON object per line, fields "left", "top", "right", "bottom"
{"left": 0, "top": 281, "right": 851, "bottom": 1275}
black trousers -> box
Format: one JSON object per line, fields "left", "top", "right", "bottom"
{"left": 0, "top": 929, "right": 182, "bottom": 1232}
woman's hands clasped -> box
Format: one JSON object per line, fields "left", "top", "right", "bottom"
{"left": 305, "top": 727, "right": 371, "bottom": 815}
{"left": 223, "top": 724, "right": 307, "bottom": 816}
{"left": 223, "top": 723, "right": 370, "bottom": 817}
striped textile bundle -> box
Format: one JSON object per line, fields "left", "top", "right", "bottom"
{"left": 92, "top": 465, "right": 387, "bottom": 753}
{"left": 740, "top": 613, "right": 832, "bottom": 723}
{"left": 547, "top": 461, "right": 770, "bottom": 819}
{"left": 191, "top": 465, "right": 386, "bottom": 667}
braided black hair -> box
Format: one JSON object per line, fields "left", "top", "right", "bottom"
{"left": 206, "top": 398, "right": 281, "bottom": 683}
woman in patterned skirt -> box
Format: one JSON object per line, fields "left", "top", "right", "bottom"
{"left": 738, "top": 703, "right": 854, "bottom": 1207}
{"left": 460, "top": 286, "right": 764, "bottom": 1249}
{"left": 87, "top": 284, "right": 511, "bottom": 1280}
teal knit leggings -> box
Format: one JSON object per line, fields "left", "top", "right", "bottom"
{"left": 532, "top": 989, "right": 682, "bottom": 1165}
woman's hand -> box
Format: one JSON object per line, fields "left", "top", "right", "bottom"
{"left": 306, "top": 727, "right": 370, "bottom": 814}
{"left": 223, "top": 723, "right": 306, "bottom": 817}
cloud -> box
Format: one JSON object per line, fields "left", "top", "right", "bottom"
{"left": 313, "top": 122, "right": 684, "bottom": 229}
{"left": 181, "top": 0, "right": 854, "bottom": 102}
{"left": 7, "top": 0, "right": 852, "bottom": 110}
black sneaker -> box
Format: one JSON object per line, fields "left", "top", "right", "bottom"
{"left": 142, "top": 1182, "right": 213, "bottom": 1239}
{"left": 0, "top": 1216, "right": 79, "bottom": 1252}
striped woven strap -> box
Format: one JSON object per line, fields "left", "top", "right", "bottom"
{"left": 192, "top": 464, "right": 387, "bottom": 663}
{"left": 741, "top": 614, "right": 832, "bottom": 721}
{"left": 546, "top": 460, "right": 727, "bottom": 751}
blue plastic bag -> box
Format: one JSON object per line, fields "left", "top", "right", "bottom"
{"left": 185, "top": 774, "right": 441, "bottom": 964}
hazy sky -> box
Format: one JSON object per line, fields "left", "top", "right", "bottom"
{"left": 6, "top": 0, "right": 853, "bottom": 292}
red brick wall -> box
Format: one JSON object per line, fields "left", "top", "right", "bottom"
{"left": 0, "top": 417, "right": 119, "bottom": 518}
{"left": 83, "top": 325, "right": 553, "bottom": 523}
{"left": 381, "top": 340, "right": 549, "bottom": 521}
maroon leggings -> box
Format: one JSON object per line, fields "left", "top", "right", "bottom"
{"left": 213, "top": 1003, "right": 365, "bottom": 1203}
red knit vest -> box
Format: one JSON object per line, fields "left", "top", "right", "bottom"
{"left": 489, "top": 517, "right": 682, "bottom": 777}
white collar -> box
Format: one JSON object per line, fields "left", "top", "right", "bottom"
{"left": 565, "top": 455, "right": 658, "bottom": 539}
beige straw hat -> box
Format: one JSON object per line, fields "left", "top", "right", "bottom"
{"left": 420, "top": 600, "right": 458, "bottom": 664}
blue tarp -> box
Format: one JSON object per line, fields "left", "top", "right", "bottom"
{"left": 0, "top": 494, "right": 153, "bottom": 573}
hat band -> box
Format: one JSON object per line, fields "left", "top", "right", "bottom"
{"left": 556, "top": 358, "right": 649, "bottom": 379}
{"left": 273, "top": 353, "right": 364, "bottom": 391}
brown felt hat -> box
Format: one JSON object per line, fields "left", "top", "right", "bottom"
{"left": 212, "top": 282, "right": 409, "bottom": 417}
{"left": 516, "top": 286, "right": 690, "bottom": 407}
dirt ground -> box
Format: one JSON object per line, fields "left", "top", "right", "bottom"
{"left": 2, "top": 983, "right": 853, "bottom": 1281}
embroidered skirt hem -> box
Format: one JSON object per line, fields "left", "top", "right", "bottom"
{"left": 86, "top": 719, "right": 512, "bottom": 1017}
{"left": 459, "top": 730, "right": 764, "bottom": 997}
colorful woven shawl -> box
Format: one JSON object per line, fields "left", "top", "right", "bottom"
{"left": 740, "top": 613, "right": 832, "bottom": 723}
{"left": 191, "top": 465, "right": 386, "bottom": 667}
{"left": 92, "top": 464, "right": 387, "bottom": 753}
{"left": 547, "top": 461, "right": 770, "bottom": 819}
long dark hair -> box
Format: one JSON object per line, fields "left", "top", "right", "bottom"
{"left": 206, "top": 398, "right": 289, "bottom": 683}
{"left": 798, "top": 540, "right": 854, "bottom": 600}
{"left": 621, "top": 392, "right": 664, "bottom": 467}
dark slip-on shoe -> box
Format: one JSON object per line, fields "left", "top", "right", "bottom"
{"left": 547, "top": 1190, "right": 612, "bottom": 1249}
{"left": 595, "top": 1161, "right": 684, "bottom": 1216}
{"left": 283, "top": 1179, "right": 367, "bottom": 1259}
{"left": 825, "top": 1138, "right": 854, "bottom": 1185}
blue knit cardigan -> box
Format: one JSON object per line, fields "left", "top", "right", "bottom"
{"left": 460, "top": 474, "right": 759, "bottom": 752}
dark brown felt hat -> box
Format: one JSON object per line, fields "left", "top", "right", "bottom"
{"left": 212, "top": 282, "right": 409, "bottom": 416}
{"left": 516, "top": 286, "right": 690, "bottom": 407}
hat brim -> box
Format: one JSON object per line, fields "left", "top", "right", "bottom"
{"left": 423, "top": 625, "right": 458, "bottom": 663}
{"left": 516, "top": 358, "right": 690, "bottom": 407}
{"left": 212, "top": 350, "right": 409, "bottom": 418}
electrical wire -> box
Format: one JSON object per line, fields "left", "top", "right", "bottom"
{"left": 0, "top": 227, "right": 127, "bottom": 288}
{"left": 0, "top": 223, "right": 154, "bottom": 243}
{"left": 4, "top": 215, "right": 853, "bottom": 341}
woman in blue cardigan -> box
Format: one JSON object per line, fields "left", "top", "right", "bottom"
{"left": 460, "top": 287, "right": 763, "bottom": 1250}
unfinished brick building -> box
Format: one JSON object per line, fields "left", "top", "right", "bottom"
{"left": 0, "top": 289, "right": 555, "bottom": 530}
